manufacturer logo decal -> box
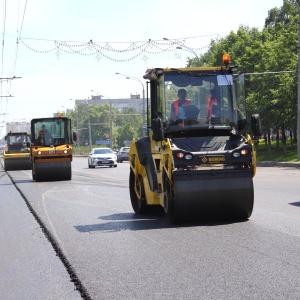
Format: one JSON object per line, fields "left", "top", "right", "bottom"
{"left": 201, "top": 156, "right": 225, "bottom": 163}
{"left": 201, "top": 157, "right": 208, "bottom": 163}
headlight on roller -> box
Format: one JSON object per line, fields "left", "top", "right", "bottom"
{"left": 241, "top": 149, "right": 249, "bottom": 155}
{"left": 175, "top": 152, "right": 193, "bottom": 160}
{"left": 233, "top": 149, "right": 249, "bottom": 158}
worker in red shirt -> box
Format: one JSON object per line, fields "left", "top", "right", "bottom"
{"left": 207, "top": 88, "right": 218, "bottom": 118}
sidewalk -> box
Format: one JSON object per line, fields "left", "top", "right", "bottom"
{"left": 257, "top": 161, "right": 300, "bottom": 168}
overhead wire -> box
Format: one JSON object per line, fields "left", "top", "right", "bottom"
{"left": 1, "top": 0, "right": 7, "bottom": 78}
{"left": 9, "top": 0, "right": 27, "bottom": 89}
{"left": 2, "top": 0, "right": 27, "bottom": 115}
{"left": 19, "top": 33, "right": 219, "bottom": 44}
{"left": 1, "top": 0, "right": 8, "bottom": 112}
{"left": 11, "top": 0, "right": 23, "bottom": 77}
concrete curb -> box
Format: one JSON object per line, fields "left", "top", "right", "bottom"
{"left": 73, "top": 155, "right": 300, "bottom": 168}
{"left": 257, "top": 161, "right": 300, "bottom": 168}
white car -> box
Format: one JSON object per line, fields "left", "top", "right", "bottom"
{"left": 88, "top": 148, "right": 117, "bottom": 168}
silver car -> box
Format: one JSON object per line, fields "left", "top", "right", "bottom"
{"left": 88, "top": 148, "right": 117, "bottom": 168}
{"left": 117, "top": 147, "right": 130, "bottom": 163}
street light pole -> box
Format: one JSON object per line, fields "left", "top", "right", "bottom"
{"left": 176, "top": 46, "right": 200, "bottom": 67}
{"left": 85, "top": 99, "right": 93, "bottom": 151}
{"left": 91, "top": 90, "right": 113, "bottom": 149}
{"left": 115, "top": 72, "right": 146, "bottom": 136}
{"left": 163, "top": 37, "right": 200, "bottom": 67}
{"left": 70, "top": 99, "right": 80, "bottom": 153}
{"left": 289, "top": 0, "right": 300, "bottom": 159}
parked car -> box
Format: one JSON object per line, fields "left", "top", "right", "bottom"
{"left": 117, "top": 147, "right": 130, "bottom": 163}
{"left": 88, "top": 148, "right": 117, "bottom": 168}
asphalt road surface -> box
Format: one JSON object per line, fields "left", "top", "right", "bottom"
{"left": 1, "top": 157, "right": 300, "bottom": 300}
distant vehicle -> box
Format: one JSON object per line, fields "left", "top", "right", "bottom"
{"left": 30, "top": 117, "right": 77, "bottom": 181}
{"left": 88, "top": 148, "right": 117, "bottom": 168}
{"left": 117, "top": 147, "right": 130, "bottom": 163}
{"left": 3, "top": 132, "right": 31, "bottom": 171}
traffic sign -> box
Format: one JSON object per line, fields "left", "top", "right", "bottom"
{"left": 96, "top": 140, "right": 110, "bottom": 145}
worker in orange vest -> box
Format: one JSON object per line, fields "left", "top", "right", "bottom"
{"left": 170, "top": 89, "right": 191, "bottom": 121}
{"left": 38, "top": 124, "right": 53, "bottom": 145}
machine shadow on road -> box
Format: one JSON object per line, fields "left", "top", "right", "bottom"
{"left": 74, "top": 212, "right": 247, "bottom": 233}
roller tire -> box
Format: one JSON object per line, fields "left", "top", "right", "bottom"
{"left": 129, "top": 169, "right": 148, "bottom": 214}
{"left": 164, "top": 174, "right": 178, "bottom": 223}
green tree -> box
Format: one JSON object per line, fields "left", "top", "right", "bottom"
{"left": 192, "top": 0, "right": 298, "bottom": 153}
{"left": 114, "top": 107, "right": 143, "bottom": 148}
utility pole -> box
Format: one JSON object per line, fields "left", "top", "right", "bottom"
{"left": 297, "top": 2, "right": 300, "bottom": 160}
{"left": 290, "top": 0, "right": 300, "bottom": 159}
{"left": 0, "top": 77, "right": 21, "bottom": 98}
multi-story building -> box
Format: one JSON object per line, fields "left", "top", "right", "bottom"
{"left": 75, "top": 94, "right": 144, "bottom": 114}
{"left": 6, "top": 121, "right": 31, "bottom": 134}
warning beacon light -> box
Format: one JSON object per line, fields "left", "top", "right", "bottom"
{"left": 222, "top": 53, "right": 231, "bottom": 66}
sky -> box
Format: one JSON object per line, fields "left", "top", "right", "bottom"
{"left": 0, "top": 0, "right": 285, "bottom": 137}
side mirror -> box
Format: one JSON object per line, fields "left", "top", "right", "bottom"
{"left": 251, "top": 114, "right": 262, "bottom": 137}
{"left": 151, "top": 118, "right": 164, "bottom": 141}
{"left": 72, "top": 132, "right": 78, "bottom": 142}
{"left": 237, "top": 118, "right": 247, "bottom": 131}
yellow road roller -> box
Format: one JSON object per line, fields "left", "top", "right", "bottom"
{"left": 3, "top": 132, "right": 31, "bottom": 171}
{"left": 30, "top": 117, "right": 77, "bottom": 181}
{"left": 129, "top": 54, "right": 262, "bottom": 223}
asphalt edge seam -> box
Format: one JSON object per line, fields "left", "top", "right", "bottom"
{"left": 5, "top": 170, "right": 93, "bottom": 300}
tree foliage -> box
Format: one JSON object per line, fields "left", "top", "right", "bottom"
{"left": 69, "top": 1, "right": 300, "bottom": 152}
{"left": 68, "top": 104, "right": 143, "bottom": 149}
{"left": 189, "top": 0, "right": 298, "bottom": 146}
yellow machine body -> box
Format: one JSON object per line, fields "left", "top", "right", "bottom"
{"left": 129, "top": 60, "right": 262, "bottom": 223}
{"left": 30, "top": 117, "right": 76, "bottom": 181}
{"left": 3, "top": 132, "right": 31, "bottom": 171}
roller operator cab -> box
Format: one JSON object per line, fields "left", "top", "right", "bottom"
{"left": 129, "top": 54, "right": 262, "bottom": 223}
{"left": 3, "top": 132, "right": 31, "bottom": 171}
{"left": 30, "top": 117, "right": 77, "bottom": 181}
